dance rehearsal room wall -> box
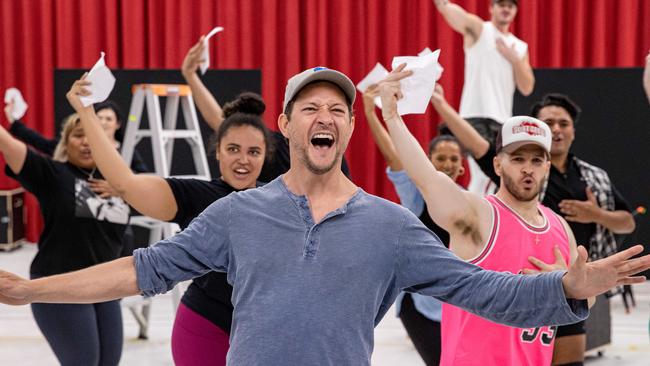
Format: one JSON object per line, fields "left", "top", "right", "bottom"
{"left": 1, "top": 0, "right": 649, "bottom": 242}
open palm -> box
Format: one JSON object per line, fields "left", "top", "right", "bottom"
{"left": 563, "top": 245, "right": 650, "bottom": 299}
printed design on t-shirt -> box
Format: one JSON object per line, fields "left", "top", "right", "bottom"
{"left": 520, "top": 326, "right": 557, "bottom": 346}
{"left": 74, "top": 178, "right": 130, "bottom": 224}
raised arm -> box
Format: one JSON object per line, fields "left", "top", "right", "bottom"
{"left": 433, "top": 0, "right": 483, "bottom": 44}
{"left": 0, "top": 120, "right": 28, "bottom": 174}
{"left": 182, "top": 37, "right": 224, "bottom": 131}
{"left": 5, "top": 102, "right": 57, "bottom": 156}
{"left": 379, "top": 65, "right": 489, "bottom": 233}
{"left": 362, "top": 85, "right": 402, "bottom": 171}
{"left": 430, "top": 83, "right": 490, "bottom": 158}
{"left": 66, "top": 78, "right": 179, "bottom": 221}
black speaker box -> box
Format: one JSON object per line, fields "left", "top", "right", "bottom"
{"left": 0, "top": 188, "right": 25, "bottom": 251}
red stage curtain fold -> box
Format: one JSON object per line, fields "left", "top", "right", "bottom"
{"left": 1, "top": 0, "right": 649, "bottom": 241}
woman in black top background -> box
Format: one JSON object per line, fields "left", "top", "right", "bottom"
{"left": 0, "top": 113, "right": 129, "bottom": 365}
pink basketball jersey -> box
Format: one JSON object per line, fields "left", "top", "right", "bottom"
{"left": 440, "top": 195, "right": 571, "bottom": 366}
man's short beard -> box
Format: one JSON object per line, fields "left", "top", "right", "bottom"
{"left": 296, "top": 144, "right": 341, "bottom": 175}
{"left": 502, "top": 172, "right": 540, "bottom": 202}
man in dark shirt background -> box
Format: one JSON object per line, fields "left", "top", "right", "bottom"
{"left": 520, "top": 94, "right": 635, "bottom": 366}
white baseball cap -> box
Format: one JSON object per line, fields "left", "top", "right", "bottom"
{"left": 496, "top": 116, "right": 552, "bottom": 155}
{"left": 282, "top": 66, "right": 356, "bottom": 112}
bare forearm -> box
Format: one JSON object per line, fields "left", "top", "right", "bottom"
{"left": 379, "top": 64, "right": 480, "bottom": 232}
{"left": 433, "top": 99, "right": 489, "bottom": 158}
{"left": 28, "top": 257, "right": 139, "bottom": 304}
{"left": 384, "top": 116, "right": 439, "bottom": 189}
{"left": 78, "top": 106, "right": 178, "bottom": 220}
{"left": 78, "top": 108, "right": 141, "bottom": 193}
{"left": 596, "top": 210, "right": 636, "bottom": 234}
{"left": 120, "top": 175, "right": 178, "bottom": 221}
{"left": 364, "top": 108, "right": 403, "bottom": 171}
{"left": 383, "top": 115, "right": 471, "bottom": 227}
{"left": 513, "top": 58, "right": 535, "bottom": 96}
{"left": 183, "top": 72, "right": 224, "bottom": 131}
{"left": 0, "top": 125, "right": 27, "bottom": 173}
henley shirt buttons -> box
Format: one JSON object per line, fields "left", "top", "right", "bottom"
{"left": 304, "top": 228, "right": 319, "bottom": 258}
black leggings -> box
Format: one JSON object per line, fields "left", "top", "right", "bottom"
{"left": 399, "top": 293, "right": 441, "bottom": 366}
{"left": 31, "top": 300, "right": 123, "bottom": 366}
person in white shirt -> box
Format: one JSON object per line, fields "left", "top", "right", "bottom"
{"left": 434, "top": 0, "right": 535, "bottom": 194}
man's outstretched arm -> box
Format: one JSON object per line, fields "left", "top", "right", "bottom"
{"left": 396, "top": 210, "right": 650, "bottom": 328}
{"left": 0, "top": 257, "right": 138, "bottom": 305}
{"left": 0, "top": 194, "right": 232, "bottom": 306}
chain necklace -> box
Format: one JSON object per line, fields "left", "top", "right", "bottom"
{"left": 76, "top": 166, "right": 97, "bottom": 180}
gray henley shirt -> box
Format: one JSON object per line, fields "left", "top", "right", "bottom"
{"left": 134, "top": 177, "right": 587, "bottom": 365}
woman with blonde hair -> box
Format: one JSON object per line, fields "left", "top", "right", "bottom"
{"left": 4, "top": 99, "right": 148, "bottom": 172}
{"left": 0, "top": 113, "right": 128, "bottom": 365}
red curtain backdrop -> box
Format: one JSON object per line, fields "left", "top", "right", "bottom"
{"left": 1, "top": 0, "right": 649, "bottom": 242}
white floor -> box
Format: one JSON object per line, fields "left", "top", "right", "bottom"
{"left": 1, "top": 244, "right": 649, "bottom": 365}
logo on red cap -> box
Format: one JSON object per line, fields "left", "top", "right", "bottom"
{"left": 513, "top": 121, "right": 547, "bottom": 137}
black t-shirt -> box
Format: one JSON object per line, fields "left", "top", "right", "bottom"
{"left": 542, "top": 156, "right": 631, "bottom": 249}
{"left": 165, "top": 177, "right": 240, "bottom": 332}
{"left": 418, "top": 203, "right": 450, "bottom": 247}
{"left": 6, "top": 149, "right": 128, "bottom": 276}
{"left": 474, "top": 145, "right": 501, "bottom": 186}
{"left": 474, "top": 148, "right": 631, "bottom": 251}
{"left": 213, "top": 131, "right": 351, "bottom": 183}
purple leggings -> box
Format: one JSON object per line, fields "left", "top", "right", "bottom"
{"left": 171, "top": 302, "right": 230, "bottom": 366}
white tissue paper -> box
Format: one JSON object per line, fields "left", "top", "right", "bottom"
{"left": 356, "top": 63, "right": 390, "bottom": 109}
{"left": 79, "top": 52, "right": 116, "bottom": 107}
{"left": 391, "top": 49, "right": 441, "bottom": 116}
{"left": 200, "top": 26, "right": 224, "bottom": 75}
{"left": 417, "top": 47, "right": 444, "bottom": 81}
{"left": 4, "top": 88, "right": 28, "bottom": 120}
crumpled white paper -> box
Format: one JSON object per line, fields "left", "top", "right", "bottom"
{"left": 4, "top": 88, "right": 28, "bottom": 120}
{"left": 80, "top": 52, "right": 116, "bottom": 107}
{"left": 356, "top": 63, "right": 390, "bottom": 109}
{"left": 391, "top": 49, "right": 441, "bottom": 116}
{"left": 417, "top": 47, "right": 444, "bottom": 81}
{"left": 200, "top": 26, "right": 224, "bottom": 75}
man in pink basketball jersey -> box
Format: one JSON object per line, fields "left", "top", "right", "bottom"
{"left": 379, "top": 67, "right": 583, "bottom": 365}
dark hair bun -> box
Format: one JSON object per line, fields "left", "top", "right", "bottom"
{"left": 223, "top": 92, "right": 265, "bottom": 118}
